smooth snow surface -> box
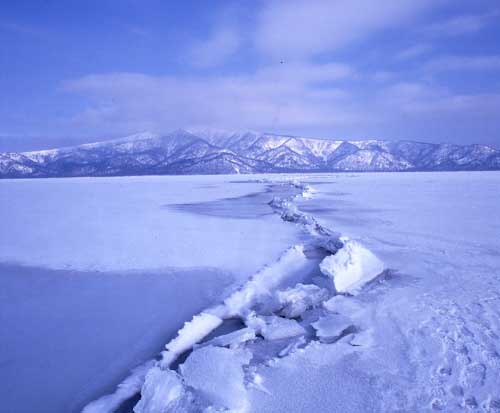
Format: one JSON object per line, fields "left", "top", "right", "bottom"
{"left": 0, "top": 175, "right": 300, "bottom": 276}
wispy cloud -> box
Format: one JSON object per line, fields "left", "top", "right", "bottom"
{"left": 378, "top": 81, "right": 500, "bottom": 116}
{"left": 396, "top": 44, "right": 433, "bottom": 61}
{"left": 4, "top": 0, "right": 499, "bottom": 145}
{"left": 425, "top": 11, "right": 499, "bottom": 36}
{"left": 255, "top": 0, "right": 439, "bottom": 58}
{"left": 187, "top": 28, "right": 241, "bottom": 68}
{"left": 424, "top": 55, "right": 500, "bottom": 73}
{"left": 62, "top": 62, "right": 358, "bottom": 135}
{"left": 62, "top": 61, "right": 500, "bottom": 143}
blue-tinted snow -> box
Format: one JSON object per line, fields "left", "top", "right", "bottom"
{"left": 0, "top": 175, "right": 301, "bottom": 413}
{"left": 248, "top": 171, "right": 500, "bottom": 412}
{"left": 0, "top": 175, "right": 300, "bottom": 276}
{"left": 2, "top": 172, "right": 500, "bottom": 413}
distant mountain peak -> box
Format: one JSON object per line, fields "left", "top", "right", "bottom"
{"left": 1, "top": 129, "right": 499, "bottom": 178}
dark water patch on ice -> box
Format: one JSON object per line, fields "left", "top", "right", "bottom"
{"left": 165, "top": 184, "right": 297, "bottom": 220}
{"left": 321, "top": 191, "right": 351, "bottom": 196}
{"left": 115, "top": 394, "right": 140, "bottom": 413}
{"left": 166, "top": 191, "right": 274, "bottom": 219}
{"left": 298, "top": 206, "right": 341, "bottom": 214}
{"left": 169, "top": 318, "right": 248, "bottom": 370}
{"left": 0, "top": 263, "right": 233, "bottom": 413}
{"left": 201, "top": 318, "right": 246, "bottom": 343}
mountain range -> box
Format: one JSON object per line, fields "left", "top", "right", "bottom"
{"left": 1, "top": 129, "right": 499, "bottom": 178}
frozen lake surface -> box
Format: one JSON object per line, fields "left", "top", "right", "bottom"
{"left": 1, "top": 172, "right": 500, "bottom": 412}
{"left": 0, "top": 175, "right": 300, "bottom": 413}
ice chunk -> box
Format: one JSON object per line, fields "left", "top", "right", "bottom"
{"left": 222, "top": 245, "right": 308, "bottom": 317}
{"left": 203, "top": 327, "right": 256, "bottom": 348}
{"left": 319, "top": 238, "right": 384, "bottom": 294}
{"left": 180, "top": 346, "right": 251, "bottom": 412}
{"left": 323, "top": 295, "right": 362, "bottom": 315}
{"left": 247, "top": 314, "right": 306, "bottom": 341}
{"left": 301, "top": 185, "right": 316, "bottom": 199}
{"left": 312, "top": 314, "right": 354, "bottom": 343}
{"left": 349, "top": 330, "right": 374, "bottom": 347}
{"left": 278, "top": 336, "right": 307, "bottom": 357}
{"left": 134, "top": 367, "right": 192, "bottom": 413}
{"left": 276, "top": 283, "right": 329, "bottom": 318}
{"left": 161, "top": 312, "right": 223, "bottom": 367}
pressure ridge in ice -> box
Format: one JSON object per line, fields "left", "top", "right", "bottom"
{"left": 83, "top": 178, "right": 386, "bottom": 413}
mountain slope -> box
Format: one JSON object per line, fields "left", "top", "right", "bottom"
{"left": 1, "top": 129, "right": 499, "bottom": 178}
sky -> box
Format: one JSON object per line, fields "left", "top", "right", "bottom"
{"left": 1, "top": 0, "right": 500, "bottom": 151}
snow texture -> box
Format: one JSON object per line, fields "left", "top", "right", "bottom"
{"left": 87, "top": 177, "right": 384, "bottom": 413}
{"left": 4, "top": 171, "right": 500, "bottom": 413}
{"left": 275, "top": 283, "right": 329, "bottom": 318}
{"left": 250, "top": 315, "right": 306, "bottom": 341}
{"left": 161, "top": 313, "right": 223, "bottom": 368}
{"left": 134, "top": 367, "right": 192, "bottom": 413}
{"left": 179, "top": 346, "right": 252, "bottom": 412}
{"left": 312, "top": 314, "right": 354, "bottom": 343}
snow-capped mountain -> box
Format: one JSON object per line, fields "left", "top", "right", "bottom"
{"left": 1, "top": 129, "right": 499, "bottom": 178}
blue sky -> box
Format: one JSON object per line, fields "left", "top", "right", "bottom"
{"left": 1, "top": 0, "right": 500, "bottom": 151}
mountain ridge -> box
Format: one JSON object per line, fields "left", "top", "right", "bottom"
{"left": 1, "top": 129, "right": 499, "bottom": 178}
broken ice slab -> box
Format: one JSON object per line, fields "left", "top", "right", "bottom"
{"left": 312, "top": 313, "right": 355, "bottom": 343}
{"left": 180, "top": 346, "right": 252, "bottom": 412}
{"left": 319, "top": 238, "right": 384, "bottom": 295}
{"left": 276, "top": 283, "right": 330, "bottom": 319}
{"left": 202, "top": 327, "right": 256, "bottom": 349}
{"left": 323, "top": 295, "right": 362, "bottom": 315}
{"left": 278, "top": 336, "right": 307, "bottom": 357}
{"left": 134, "top": 367, "right": 192, "bottom": 413}
{"left": 246, "top": 314, "right": 307, "bottom": 341}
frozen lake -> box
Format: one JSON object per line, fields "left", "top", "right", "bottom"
{"left": 1, "top": 172, "right": 499, "bottom": 412}
{"left": 0, "top": 175, "right": 300, "bottom": 413}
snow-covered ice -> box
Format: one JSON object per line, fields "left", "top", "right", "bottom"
{"left": 161, "top": 313, "right": 223, "bottom": 368}
{"left": 250, "top": 315, "right": 306, "bottom": 341}
{"left": 134, "top": 367, "right": 192, "bottom": 413}
{"left": 0, "top": 175, "right": 300, "bottom": 276}
{"left": 180, "top": 346, "right": 252, "bottom": 412}
{"left": 2, "top": 171, "right": 500, "bottom": 413}
{"left": 275, "top": 283, "right": 329, "bottom": 318}
{"left": 312, "top": 313, "right": 354, "bottom": 343}
{"left": 0, "top": 175, "right": 300, "bottom": 413}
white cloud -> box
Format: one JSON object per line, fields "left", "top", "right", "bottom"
{"left": 62, "top": 62, "right": 358, "bottom": 135}
{"left": 59, "top": 0, "right": 500, "bottom": 144}
{"left": 254, "top": 0, "right": 439, "bottom": 58}
{"left": 425, "top": 11, "right": 498, "bottom": 36}
{"left": 62, "top": 64, "right": 500, "bottom": 144}
{"left": 371, "top": 71, "right": 398, "bottom": 83}
{"left": 396, "top": 44, "right": 432, "bottom": 61}
{"left": 187, "top": 28, "right": 241, "bottom": 68}
{"left": 378, "top": 81, "right": 500, "bottom": 116}
{"left": 424, "top": 55, "right": 500, "bottom": 73}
